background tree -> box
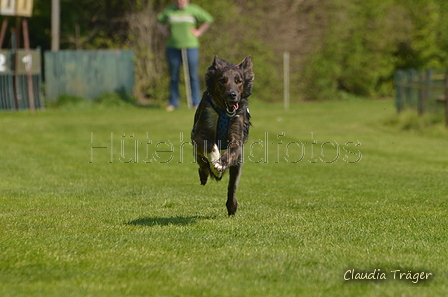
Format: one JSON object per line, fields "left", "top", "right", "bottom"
{"left": 11, "top": 0, "right": 448, "bottom": 102}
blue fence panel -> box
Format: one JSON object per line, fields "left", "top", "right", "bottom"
{"left": 44, "top": 50, "right": 135, "bottom": 101}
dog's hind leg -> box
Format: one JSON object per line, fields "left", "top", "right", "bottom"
{"left": 226, "top": 163, "right": 242, "bottom": 215}
{"left": 197, "top": 157, "right": 210, "bottom": 185}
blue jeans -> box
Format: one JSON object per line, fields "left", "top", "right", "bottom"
{"left": 166, "top": 47, "right": 201, "bottom": 108}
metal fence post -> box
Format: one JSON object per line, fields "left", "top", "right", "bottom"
{"left": 394, "top": 70, "right": 404, "bottom": 113}
{"left": 445, "top": 70, "right": 448, "bottom": 127}
{"left": 424, "top": 69, "right": 432, "bottom": 114}
{"left": 408, "top": 69, "right": 416, "bottom": 108}
{"left": 418, "top": 71, "right": 425, "bottom": 116}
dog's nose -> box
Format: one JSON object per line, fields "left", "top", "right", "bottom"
{"left": 228, "top": 91, "right": 237, "bottom": 99}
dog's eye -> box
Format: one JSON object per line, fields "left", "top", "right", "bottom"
{"left": 235, "top": 77, "right": 242, "bottom": 84}
{"left": 218, "top": 78, "right": 227, "bottom": 84}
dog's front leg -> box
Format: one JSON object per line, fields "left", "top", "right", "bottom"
{"left": 226, "top": 163, "right": 242, "bottom": 215}
{"left": 215, "top": 141, "right": 241, "bottom": 172}
{"left": 208, "top": 143, "right": 224, "bottom": 177}
{"left": 193, "top": 135, "right": 222, "bottom": 182}
{"left": 215, "top": 115, "right": 245, "bottom": 172}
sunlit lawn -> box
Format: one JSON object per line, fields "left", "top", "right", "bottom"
{"left": 1, "top": 99, "right": 447, "bottom": 296}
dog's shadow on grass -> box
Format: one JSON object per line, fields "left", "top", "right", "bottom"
{"left": 126, "top": 215, "right": 216, "bottom": 227}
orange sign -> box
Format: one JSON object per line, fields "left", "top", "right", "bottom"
{"left": 0, "top": 0, "right": 33, "bottom": 17}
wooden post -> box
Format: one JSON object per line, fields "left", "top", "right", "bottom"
{"left": 22, "top": 18, "right": 35, "bottom": 114}
{"left": 283, "top": 51, "right": 290, "bottom": 111}
{"left": 0, "top": 19, "right": 8, "bottom": 49}
{"left": 181, "top": 48, "right": 193, "bottom": 109}
{"left": 51, "top": 0, "right": 60, "bottom": 51}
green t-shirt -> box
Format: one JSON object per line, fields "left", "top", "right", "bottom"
{"left": 157, "top": 4, "right": 214, "bottom": 49}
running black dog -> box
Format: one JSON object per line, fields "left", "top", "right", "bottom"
{"left": 191, "top": 55, "right": 254, "bottom": 215}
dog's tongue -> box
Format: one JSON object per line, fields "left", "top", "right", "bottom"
{"left": 226, "top": 102, "right": 239, "bottom": 115}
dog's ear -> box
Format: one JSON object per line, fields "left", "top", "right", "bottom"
{"left": 239, "top": 55, "right": 254, "bottom": 98}
{"left": 213, "top": 55, "right": 219, "bottom": 68}
{"left": 212, "top": 55, "right": 226, "bottom": 70}
{"left": 206, "top": 55, "right": 223, "bottom": 93}
{"left": 238, "top": 55, "right": 253, "bottom": 71}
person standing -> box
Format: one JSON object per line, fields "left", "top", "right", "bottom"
{"left": 157, "top": 0, "right": 214, "bottom": 111}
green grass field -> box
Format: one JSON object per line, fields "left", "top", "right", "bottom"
{"left": 1, "top": 99, "right": 447, "bottom": 296}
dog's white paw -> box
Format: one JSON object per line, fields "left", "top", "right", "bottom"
{"left": 214, "top": 161, "right": 225, "bottom": 172}
{"left": 208, "top": 144, "right": 223, "bottom": 176}
{"left": 211, "top": 161, "right": 224, "bottom": 176}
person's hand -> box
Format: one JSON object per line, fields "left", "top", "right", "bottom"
{"left": 190, "top": 28, "right": 202, "bottom": 37}
{"left": 190, "top": 23, "right": 211, "bottom": 38}
{"left": 157, "top": 23, "right": 171, "bottom": 37}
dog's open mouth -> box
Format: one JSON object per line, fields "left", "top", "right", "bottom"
{"left": 225, "top": 102, "right": 239, "bottom": 116}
